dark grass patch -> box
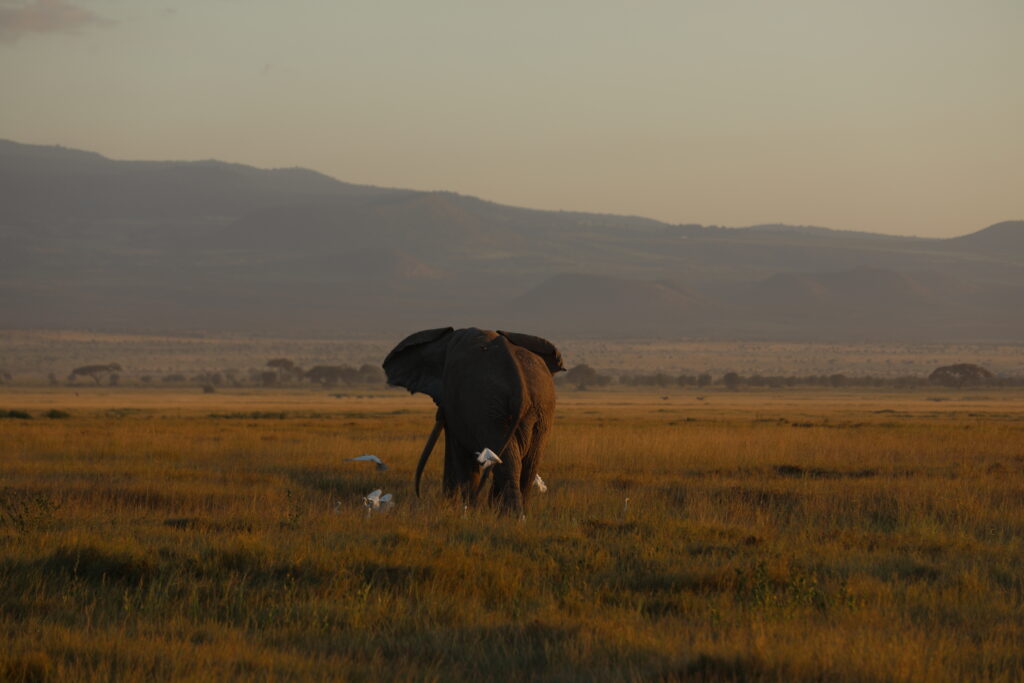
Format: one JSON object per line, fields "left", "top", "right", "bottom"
{"left": 0, "top": 409, "right": 32, "bottom": 419}
{"left": 774, "top": 465, "right": 878, "bottom": 479}
{"left": 105, "top": 408, "right": 143, "bottom": 419}
{"left": 710, "top": 486, "right": 803, "bottom": 514}
{"left": 161, "top": 517, "right": 254, "bottom": 533}
{"left": 0, "top": 489, "right": 61, "bottom": 534}
{"left": 209, "top": 411, "right": 289, "bottom": 420}
{"left": 582, "top": 519, "right": 640, "bottom": 535}
{"left": 661, "top": 653, "right": 796, "bottom": 681}
{"left": 608, "top": 475, "right": 640, "bottom": 491}
{"left": 0, "top": 651, "right": 54, "bottom": 683}
{"left": 687, "top": 544, "right": 739, "bottom": 558}
{"left": 38, "top": 546, "right": 155, "bottom": 586}
{"left": 44, "top": 409, "right": 71, "bottom": 419}
{"left": 733, "top": 560, "right": 854, "bottom": 612}
{"left": 163, "top": 517, "right": 202, "bottom": 529}
{"left": 95, "top": 488, "right": 184, "bottom": 511}
{"left": 609, "top": 568, "right": 692, "bottom": 594}
{"left": 863, "top": 494, "right": 902, "bottom": 532}
{"left": 287, "top": 618, "right": 588, "bottom": 677}
{"left": 872, "top": 557, "right": 941, "bottom": 583}
{"left": 190, "top": 547, "right": 334, "bottom": 586}
{"left": 351, "top": 561, "right": 434, "bottom": 589}
{"left": 639, "top": 596, "right": 689, "bottom": 618}
{"left": 675, "top": 466, "right": 763, "bottom": 479}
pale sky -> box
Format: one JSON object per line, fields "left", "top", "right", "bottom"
{"left": 1, "top": 0, "right": 1021, "bottom": 237}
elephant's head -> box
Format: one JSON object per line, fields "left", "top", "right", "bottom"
{"left": 382, "top": 327, "right": 564, "bottom": 402}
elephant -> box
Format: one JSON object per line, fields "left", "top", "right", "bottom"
{"left": 383, "top": 327, "right": 564, "bottom": 515}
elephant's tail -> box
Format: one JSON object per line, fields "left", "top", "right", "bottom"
{"left": 414, "top": 409, "right": 445, "bottom": 498}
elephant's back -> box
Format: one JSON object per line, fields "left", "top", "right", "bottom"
{"left": 510, "top": 344, "right": 556, "bottom": 411}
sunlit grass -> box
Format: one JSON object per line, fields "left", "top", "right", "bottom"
{"left": 1, "top": 388, "right": 1023, "bottom": 681}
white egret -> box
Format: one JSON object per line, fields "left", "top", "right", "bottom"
{"left": 476, "top": 448, "right": 502, "bottom": 470}
{"left": 348, "top": 454, "right": 388, "bottom": 471}
{"left": 533, "top": 474, "right": 548, "bottom": 493}
{"left": 363, "top": 489, "right": 394, "bottom": 515}
{"left": 363, "top": 489, "right": 383, "bottom": 508}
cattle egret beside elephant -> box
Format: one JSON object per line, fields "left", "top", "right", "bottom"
{"left": 533, "top": 474, "right": 548, "bottom": 493}
{"left": 363, "top": 489, "right": 393, "bottom": 515}
{"left": 476, "top": 448, "right": 502, "bottom": 470}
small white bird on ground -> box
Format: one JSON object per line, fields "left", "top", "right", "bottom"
{"left": 363, "top": 489, "right": 394, "bottom": 514}
{"left": 533, "top": 474, "right": 548, "bottom": 493}
{"left": 348, "top": 454, "right": 388, "bottom": 471}
{"left": 476, "top": 448, "right": 502, "bottom": 470}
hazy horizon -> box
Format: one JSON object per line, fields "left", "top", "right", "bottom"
{"left": 1, "top": 0, "right": 1022, "bottom": 238}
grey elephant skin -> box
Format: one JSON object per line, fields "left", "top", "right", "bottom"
{"left": 383, "top": 327, "right": 565, "bottom": 514}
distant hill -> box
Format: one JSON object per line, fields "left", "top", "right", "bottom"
{"left": 1, "top": 139, "right": 1021, "bottom": 341}
{"left": 949, "top": 220, "right": 1024, "bottom": 253}
{"left": 0, "top": 139, "right": 400, "bottom": 225}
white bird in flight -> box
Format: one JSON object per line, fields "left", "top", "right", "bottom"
{"left": 348, "top": 454, "right": 388, "bottom": 471}
{"left": 476, "top": 448, "right": 502, "bottom": 470}
{"left": 533, "top": 474, "right": 548, "bottom": 493}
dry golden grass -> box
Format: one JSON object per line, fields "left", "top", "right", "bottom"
{"left": 1, "top": 386, "right": 1023, "bottom": 681}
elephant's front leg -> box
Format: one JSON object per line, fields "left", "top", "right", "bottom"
{"left": 443, "top": 436, "right": 481, "bottom": 503}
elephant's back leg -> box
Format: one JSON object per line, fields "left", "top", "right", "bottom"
{"left": 519, "top": 419, "right": 550, "bottom": 504}
{"left": 487, "top": 425, "right": 528, "bottom": 513}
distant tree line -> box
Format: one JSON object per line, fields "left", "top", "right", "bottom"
{"left": 557, "top": 362, "right": 1023, "bottom": 390}
{"left": 8, "top": 359, "right": 1020, "bottom": 391}
{"left": 165, "top": 359, "right": 387, "bottom": 389}
{"left": 48, "top": 357, "right": 388, "bottom": 389}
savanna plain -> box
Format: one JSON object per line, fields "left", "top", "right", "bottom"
{"left": 1, "top": 385, "right": 1023, "bottom": 681}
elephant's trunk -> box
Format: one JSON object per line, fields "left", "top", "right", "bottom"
{"left": 415, "top": 410, "right": 445, "bottom": 497}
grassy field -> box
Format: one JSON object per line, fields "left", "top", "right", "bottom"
{"left": 1, "top": 386, "right": 1023, "bottom": 681}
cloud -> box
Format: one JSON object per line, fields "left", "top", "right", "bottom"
{"left": 0, "top": 0, "right": 112, "bottom": 42}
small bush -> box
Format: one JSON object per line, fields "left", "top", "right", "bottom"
{"left": 0, "top": 410, "right": 32, "bottom": 419}
{"left": 44, "top": 409, "right": 71, "bottom": 419}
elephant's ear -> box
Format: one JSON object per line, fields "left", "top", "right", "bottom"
{"left": 382, "top": 327, "right": 454, "bottom": 402}
{"left": 498, "top": 330, "right": 566, "bottom": 374}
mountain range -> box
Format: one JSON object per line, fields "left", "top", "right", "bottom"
{"left": 1, "top": 139, "right": 1021, "bottom": 342}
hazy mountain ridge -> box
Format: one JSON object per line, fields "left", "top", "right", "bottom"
{"left": 1, "top": 139, "right": 1021, "bottom": 341}
{"left": 948, "top": 221, "right": 1024, "bottom": 253}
